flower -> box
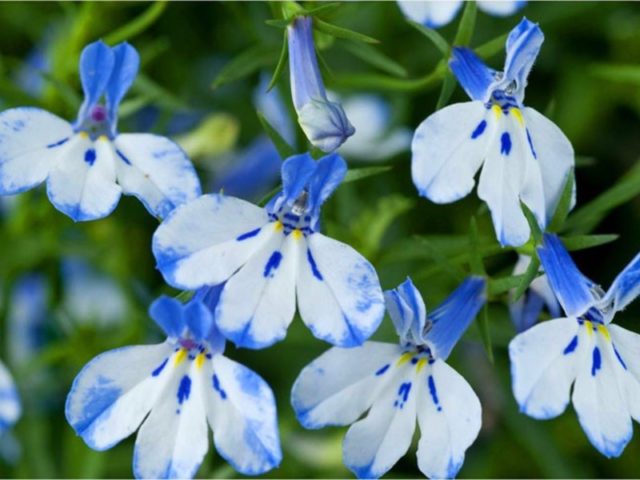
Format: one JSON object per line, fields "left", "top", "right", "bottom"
{"left": 65, "top": 289, "right": 282, "bottom": 479}
{"left": 288, "top": 16, "right": 355, "bottom": 152}
{"left": 411, "top": 18, "right": 575, "bottom": 247}
{"left": 509, "top": 254, "right": 560, "bottom": 332}
{"left": 397, "top": 0, "right": 526, "bottom": 29}
{"left": 153, "top": 152, "right": 385, "bottom": 349}
{"left": 0, "top": 360, "right": 21, "bottom": 436}
{"left": 509, "top": 233, "right": 640, "bottom": 458}
{"left": 0, "top": 40, "right": 201, "bottom": 221}
{"left": 291, "top": 276, "right": 486, "bottom": 479}
{"left": 338, "top": 93, "right": 412, "bottom": 162}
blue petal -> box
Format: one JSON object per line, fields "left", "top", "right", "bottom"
{"left": 105, "top": 42, "right": 140, "bottom": 135}
{"left": 280, "top": 152, "right": 317, "bottom": 205}
{"left": 184, "top": 300, "right": 214, "bottom": 342}
{"left": 537, "top": 234, "right": 595, "bottom": 317}
{"left": 193, "top": 286, "right": 227, "bottom": 353}
{"left": 148, "top": 296, "right": 185, "bottom": 338}
{"left": 449, "top": 47, "right": 496, "bottom": 102}
{"left": 306, "top": 153, "right": 347, "bottom": 228}
{"left": 287, "top": 16, "right": 325, "bottom": 110}
{"left": 503, "top": 17, "right": 543, "bottom": 95}
{"left": 601, "top": 253, "right": 640, "bottom": 314}
{"left": 426, "top": 277, "right": 486, "bottom": 359}
{"left": 384, "top": 277, "right": 427, "bottom": 344}
{"left": 77, "top": 40, "right": 115, "bottom": 125}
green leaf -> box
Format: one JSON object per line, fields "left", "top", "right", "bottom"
{"left": 520, "top": 201, "right": 543, "bottom": 245}
{"left": 561, "top": 234, "right": 619, "bottom": 251}
{"left": 212, "top": 44, "right": 278, "bottom": 89}
{"left": 489, "top": 274, "right": 526, "bottom": 296}
{"left": 475, "top": 32, "right": 508, "bottom": 58}
{"left": 341, "top": 41, "right": 408, "bottom": 78}
{"left": 407, "top": 21, "right": 449, "bottom": 57}
{"left": 257, "top": 111, "right": 296, "bottom": 159}
{"left": 302, "top": 2, "right": 342, "bottom": 17}
{"left": 436, "top": 71, "right": 457, "bottom": 110}
{"left": 344, "top": 165, "right": 393, "bottom": 183}
{"left": 132, "top": 74, "right": 190, "bottom": 110}
{"left": 265, "top": 18, "right": 291, "bottom": 29}
{"left": 590, "top": 63, "right": 640, "bottom": 85}
{"left": 548, "top": 169, "right": 575, "bottom": 232}
{"left": 314, "top": 18, "right": 379, "bottom": 44}
{"left": 468, "top": 217, "right": 486, "bottom": 276}
{"left": 453, "top": 1, "right": 477, "bottom": 46}
{"left": 477, "top": 304, "right": 493, "bottom": 363}
{"left": 267, "top": 32, "right": 289, "bottom": 91}
{"left": 513, "top": 256, "right": 541, "bottom": 301}
{"left": 104, "top": 1, "right": 168, "bottom": 45}
{"left": 416, "top": 236, "right": 466, "bottom": 281}
{"left": 564, "top": 162, "right": 640, "bottom": 234}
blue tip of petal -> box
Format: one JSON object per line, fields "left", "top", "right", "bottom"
{"left": 148, "top": 295, "right": 185, "bottom": 338}
{"left": 77, "top": 40, "right": 115, "bottom": 124}
{"left": 449, "top": 47, "right": 496, "bottom": 102}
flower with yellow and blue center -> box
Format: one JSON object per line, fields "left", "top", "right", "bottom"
{"left": 292, "top": 276, "right": 486, "bottom": 479}
{"left": 153, "top": 152, "right": 385, "bottom": 349}
{"left": 397, "top": 0, "right": 526, "bottom": 29}
{"left": 411, "top": 18, "right": 574, "bottom": 247}
{"left": 509, "top": 233, "right": 640, "bottom": 458}
{"left": 0, "top": 361, "right": 20, "bottom": 436}
{"left": 65, "top": 288, "right": 282, "bottom": 479}
{"left": 0, "top": 40, "right": 200, "bottom": 221}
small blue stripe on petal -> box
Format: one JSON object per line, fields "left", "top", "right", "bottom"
{"left": 177, "top": 375, "right": 191, "bottom": 404}
{"left": 47, "top": 137, "right": 69, "bottom": 149}
{"left": 236, "top": 228, "right": 261, "bottom": 241}
{"left": 212, "top": 374, "right": 227, "bottom": 400}
{"left": 613, "top": 345, "right": 627, "bottom": 370}
{"left": 116, "top": 149, "right": 131, "bottom": 165}
{"left": 151, "top": 358, "right": 168, "bottom": 376}
{"left": 563, "top": 336, "right": 578, "bottom": 355}
{"left": 500, "top": 132, "right": 512, "bottom": 155}
{"left": 526, "top": 128, "right": 537, "bottom": 159}
{"left": 375, "top": 364, "right": 390, "bottom": 376}
{"left": 591, "top": 347, "right": 601, "bottom": 377}
{"left": 306, "top": 249, "right": 323, "bottom": 281}
{"left": 263, "top": 251, "right": 283, "bottom": 278}
{"left": 84, "top": 148, "right": 97, "bottom": 166}
{"left": 470, "top": 120, "right": 487, "bottom": 139}
{"left": 428, "top": 375, "right": 442, "bottom": 411}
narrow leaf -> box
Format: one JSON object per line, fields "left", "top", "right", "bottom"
{"left": 520, "top": 201, "right": 543, "bottom": 245}
{"left": 468, "top": 217, "right": 486, "bottom": 276}
{"left": 344, "top": 165, "right": 392, "bottom": 183}
{"left": 561, "top": 234, "right": 619, "bottom": 251}
{"left": 513, "top": 255, "right": 540, "bottom": 301}
{"left": 314, "top": 18, "right": 379, "bottom": 44}
{"left": 416, "top": 237, "right": 466, "bottom": 281}
{"left": 302, "top": 2, "right": 342, "bottom": 17}
{"left": 212, "top": 44, "right": 278, "bottom": 89}
{"left": 257, "top": 111, "right": 295, "bottom": 159}
{"left": 436, "top": 71, "right": 457, "bottom": 110}
{"left": 265, "top": 18, "right": 290, "bottom": 29}
{"left": 104, "top": 1, "right": 168, "bottom": 45}
{"left": 341, "top": 41, "right": 408, "bottom": 78}
{"left": 407, "top": 21, "right": 449, "bottom": 57}
{"left": 267, "top": 32, "right": 289, "bottom": 91}
{"left": 489, "top": 274, "right": 526, "bottom": 296}
{"left": 548, "top": 169, "right": 575, "bottom": 232}
{"left": 453, "top": 1, "right": 477, "bottom": 46}
{"left": 477, "top": 304, "right": 493, "bottom": 363}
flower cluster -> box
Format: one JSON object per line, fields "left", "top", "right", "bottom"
{"left": 0, "top": 5, "right": 638, "bottom": 480}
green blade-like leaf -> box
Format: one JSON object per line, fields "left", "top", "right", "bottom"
{"left": 314, "top": 18, "right": 379, "bottom": 44}
{"left": 257, "top": 111, "right": 295, "bottom": 159}
{"left": 344, "top": 165, "right": 393, "bottom": 183}
{"left": 212, "top": 44, "right": 278, "bottom": 89}
{"left": 267, "top": 32, "right": 289, "bottom": 91}
{"left": 436, "top": 71, "right": 457, "bottom": 110}
{"left": 265, "top": 18, "right": 291, "bottom": 29}
{"left": 513, "top": 255, "right": 540, "bottom": 301}
{"left": 416, "top": 236, "right": 466, "bottom": 281}
{"left": 302, "top": 2, "right": 342, "bottom": 17}
{"left": 475, "top": 32, "right": 508, "bottom": 58}
{"left": 453, "top": 1, "right": 477, "bottom": 46}
{"left": 520, "top": 201, "right": 543, "bottom": 245}
{"left": 407, "top": 21, "right": 449, "bottom": 57}
{"left": 341, "top": 41, "right": 408, "bottom": 78}
{"left": 468, "top": 216, "right": 486, "bottom": 276}
{"left": 477, "top": 304, "right": 493, "bottom": 363}
{"left": 548, "top": 169, "right": 575, "bottom": 232}
{"left": 561, "top": 234, "right": 619, "bottom": 251}
{"left": 590, "top": 63, "right": 640, "bottom": 85}
{"left": 489, "top": 274, "right": 526, "bottom": 296}
{"left": 104, "top": 1, "right": 168, "bottom": 45}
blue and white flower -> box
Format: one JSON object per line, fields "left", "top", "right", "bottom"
{"left": 398, "top": 0, "right": 526, "bottom": 29}
{"left": 0, "top": 361, "right": 21, "bottom": 436}
{"left": 510, "top": 234, "right": 640, "bottom": 458}
{"left": 338, "top": 94, "right": 412, "bottom": 162}
{"left": 292, "top": 277, "right": 486, "bottom": 479}
{"left": 0, "top": 40, "right": 201, "bottom": 221}
{"left": 509, "top": 254, "right": 560, "bottom": 332}
{"left": 288, "top": 16, "right": 355, "bottom": 152}
{"left": 153, "top": 152, "right": 385, "bottom": 349}
{"left": 66, "top": 289, "right": 281, "bottom": 479}
{"left": 411, "top": 18, "right": 574, "bottom": 247}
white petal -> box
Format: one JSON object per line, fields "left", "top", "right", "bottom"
{"left": 0, "top": 107, "right": 72, "bottom": 194}
{"left": 152, "top": 194, "right": 271, "bottom": 289}
{"left": 572, "top": 333, "right": 633, "bottom": 458}
{"left": 291, "top": 342, "right": 402, "bottom": 428}
{"left": 215, "top": 230, "right": 298, "bottom": 348}
{"left": 134, "top": 356, "right": 209, "bottom": 479}
{"left": 522, "top": 107, "right": 575, "bottom": 221}
{"left": 478, "top": 109, "right": 545, "bottom": 246}
{"left": 114, "top": 134, "right": 201, "bottom": 218}
{"left": 46, "top": 134, "right": 122, "bottom": 221}
{"left": 208, "top": 355, "right": 281, "bottom": 475}
{"left": 0, "top": 361, "right": 20, "bottom": 432}
{"left": 65, "top": 343, "right": 173, "bottom": 450}
{"left": 397, "top": 0, "right": 463, "bottom": 28}
{"left": 297, "top": 233, "right": 385, "bottom": 347}
{"left": 477, "top": 0, "right": 524, "bottom": 16}
{"left": 343, "top": 363, "right": 417, "bottom": 478}
{"left": 509, "top": 317, "right": 582, "bottom": 419}
{"left": 416, "top": 360, "right": 481, "bottom": 479}
{"left": 609, "top": 325, "right": 640, "bottom": 381}
{"left": 412, "top": 101, "right": 491, "bottom": 204}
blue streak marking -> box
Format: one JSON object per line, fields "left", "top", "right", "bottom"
{"left": 212, "top": 374, "right": 227, "bottom": 400}
{"left": 116, "top": 149, "right": 131, "bottom": 165}
{"left": 84, "top": 148, "right": 97, "bottom": 166}
{"left": 236, "top": 228, "right": 261, "bottom": 241}
{"left": 470, "top": 120, "right": 487, "bottom": 139}
{"left": 375, "top": 364, "right": 390, "bottom": 376}
{"left": 263, "top": 251, "right": 283, "bottom": 278}
{"left": 591, "top": 347, "right": 601, "bottom": 377}
{"left": 526, "top": 128, "right": 537, "bottom": 159}
{"left": 563, "top": 336, "right": 578, "bottom": 355}
{"left": 398, "top": 382, "right": 412, "bottom": 403}
{"left": 177, "top": 375, "right": 191, "bottom": 404}
{"left": 500, "top": 132, "right": 512, "bottom": 155}
{"left": 46, "top": 137, "right": 69, "bottom": 149}
{"left": 428, "top": 375, "right": 442, "bottom": 411}
{"left": 306, "top": 249, "right": 323, "bottom": 281}
{"left": 151, "top": 358, "right": 168, "bottom": 377}
{"left": 613, "top": 345, "right": 627, "bottom": 370}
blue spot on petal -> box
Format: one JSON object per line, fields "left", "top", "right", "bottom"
{"left": 177, "top": 375, "right": 191, "bottom": 404}
{"left": 264, "top": 251, "right": 283, "bottom": 278}
{"left": 563, "top": 336, "right": 578, "bottom": 355}
{"left": 470, "top": 120, "right": 487, "bottom": 139}
{"left": 47, "top": 137, "right": 69, "bottom": 149}
{"left": 613, "top": 345, "right": 627, "bottom": 370}
{"left": 500, "top": 132, "right": 512, "bottom": 155}
{"left": 375, "top": 364, "right": 390, "bottom": 376}
{"left": 84, "top": 148, "right": 97, "bottom": 166}
{"left": 526, "top": 128, "right": 537, "bottom": 159}
{"left": 116, "top": 149, "right": 131, "bottom": 165}
{"left": 591, "top": 347, "right": 602, "bottom": 377}
{"left": 306, "top": 249, "right": 323, "bottom": 281}
{"left": 396, "top": 382, "right": 412, "bottom": 408}
{"left": 212, "top": 374, "right": 227, "bottom": 400}
{"left": 428, "top": 375, "right": 442, "bottom": 412}
{"left": 151, "top": 358, "right": 168, "bottom": 377}
{"left": 236, "top": 228, "right": 261, "bottom": 241}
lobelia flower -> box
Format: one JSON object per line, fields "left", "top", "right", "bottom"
{"left": 509, "top": 254, "right": 560, "bottom": 332}
{"left": 509, "top": 233, "right": 640, "bottom": 458}
{"left": 291, "top": 277, "right": 486, "bottom": 479}
{"left": 65, "top": 288, "right": 282, "bottom": 479}
{"left": 288, "top": 16, "right": 355, "bottom": 152}
{"left": 153, "top": 152, "right": 385, "bottom": 349}
{"left": 0, "top": 360, "right": 21, "bottom": 436}
{"left": 411, "top": 18, "right": 575, "bottom": 247}
{"left": 397, "top": 0, "right": 526, "bottom": 29}
{"left": 0, "top": 40, "right": 201, "bottom": 221}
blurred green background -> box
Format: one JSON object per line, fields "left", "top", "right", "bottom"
{"left": 0, "top": 1, "right": 640, "bottom": 478}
